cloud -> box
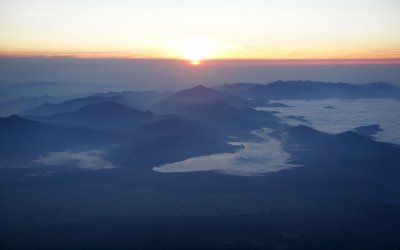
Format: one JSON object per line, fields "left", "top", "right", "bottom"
{"left": 256, "top": 98, "right": 400, "bottom": 145}
{"left": 153, "top": 129, "right": 300, "bottom": 176}
{"left": 34, "top": 150, "right": 115, "bottom": 170}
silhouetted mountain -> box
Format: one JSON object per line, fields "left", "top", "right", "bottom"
{"left": 281, "top": 125, "right": 399, "bottom": 179}
{"left": 20, "top": 90, "right": 169, "bottom": 117}
{"left": 0, "top": 115, "right": 125, "bottom": 159}
{"left": 176, "top": 102, "right": 283, "bottom": 134}
{"left": 0, "top": 81, "right": 152, "bottom": 103}
{"left": 353, "top": 124, "right": 383, "bottom": 139}
{"left": 245, "top": 80, "right": 373, "bottom": 99}
{"left": 0, "top": 95, "right": 80, "bottom": 117}
{"left": 262, "top": 125, "right": 400, "bottom": 204}
{"left": 139, "top": 115, "right": 198, "bottom": 136}
{"left": 280, "top": 124, "right": 391, "bottom": 155}
{"left": 358, "top": 82, "right": 400, "bottom": 98}
{"left": 1, "top": 86, "right": 400, "bottom": 250}
{"left": 174, "top": 85, "right": 230, "bottom": 100}
{"left": 217, "top": 82, "right": 262, "bottom": 92}
{"left": 219, "top": 80, "right": 400, "bottom": 99}
{"left": 20, "top": 95, "right": 118, "bottom": 116}
{"left": 29, "top": 101, "right": 161, "bottom": 130}
{"left": 152, "top": 85, "right": 234, "bottom": 113}
{"left": 202, "top": 96, "right": 271, "bottom": 108}
{"left": 97, "top": 90, "right": 168, "bottom": 110}
{"left": 109, "top": 115, "right": 240, "bottom": 168}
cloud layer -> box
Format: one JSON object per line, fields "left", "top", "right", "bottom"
{"left": 34, "top": 150, "right": 115, "bottom": 170}
{"left": 256, "top": 98, "right": 400, "bottom": 145}
{"left": 153, "top": 129, "right": 300, "bottom": 176}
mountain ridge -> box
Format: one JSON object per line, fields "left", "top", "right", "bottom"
{"left": 218, "top": 80, "right": 400, "bottom": 99}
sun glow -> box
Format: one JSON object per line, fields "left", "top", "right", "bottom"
{"left": 175, "top": 37, "right": 218, "bottom": 65}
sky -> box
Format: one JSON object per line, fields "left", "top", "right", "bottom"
{"left": 1, "top": 0, "right": 400, "bottom": 61}
{"left": 1, "top": 57, "right": 400, "bottom": 89}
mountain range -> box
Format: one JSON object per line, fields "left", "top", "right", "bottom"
{"left": 218, "top": 80, "right": 400, "bottom": 99}
{"left": 1, "top": 80, "right": 400, "bottom": 249}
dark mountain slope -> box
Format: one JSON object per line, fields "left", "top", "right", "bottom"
{"left": 176, "top": 102, "right": 284, "bottom": 134}
{"left": 265, "top": 125, "right": 400, "bottom": 202}
{"left": 151, "top": 85, "right": 235, "bottom": 113}
{"left": 0, "top": 95, "right": 80, "bottom": 117}
{"left": 29, "top": 101, "right": 161, "bottom": 130}
{"left": 20, "top": 96, "right": 118, "bottom": 116}
{"left": 0, "top": 115, "right": 125, "bottom": 159}
{"left": 109, "top": 116, "right": 240, "bottom": 169}
{"left": 19, "top": 91, "right": 167, "bottom": 117}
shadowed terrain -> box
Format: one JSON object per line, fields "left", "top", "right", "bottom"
{"left": 0, "top": 81, "right": 399, "bottom": 249}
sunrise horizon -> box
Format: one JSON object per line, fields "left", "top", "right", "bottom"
{"left": 1, "top": 54, "right": 400, "bottom": 65}
{"left": 2, "top": 0, "right": 399, "bottom": 65}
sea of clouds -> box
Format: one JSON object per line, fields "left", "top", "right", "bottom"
{"left": 257, "top": 98, "right": 400, "bottom": 145}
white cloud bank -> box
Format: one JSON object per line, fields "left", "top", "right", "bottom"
{"left": 256, "top": 98, "right": 400, "bottom": 145}
{"left": 34, "top": 150, "right": 115, "bottom": 170}
{"left": 153, "top": 129, "right": 300, "bottom": 176}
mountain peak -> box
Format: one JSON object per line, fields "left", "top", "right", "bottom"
{"left": 0, "top": 115, "right": 46, "bottom": 130}
{"left": 181, "top": 85, "right": 216, "bottom": 93}
{"left": 193, "top": 85, "right": 208, "bottom": 89}
{"left": 173, "top": 85, "right": 230, "bottom": 99}
{"left": 0, "top": 115, "right": 32, "bottom": 126}
{"left": 4, "top": 114, "right": 24, "bottom": 121}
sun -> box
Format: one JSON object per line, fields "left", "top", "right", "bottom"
{"left": 175, "top": 37, "right": 217, "bottom": 65}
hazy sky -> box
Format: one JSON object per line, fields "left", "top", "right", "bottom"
{"left": 1, "top": 58, "right": 399, "bottom": 88}
{"left": 1, "top": 0, "right": 400, "bottom": 61}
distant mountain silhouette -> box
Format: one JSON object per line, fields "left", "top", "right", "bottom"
{"left": 200, "top": 95, "right": 270, "bottom": 108}
{"left": 174, "top": 85, "right": 230, "bottom": 100}
{"left": 20, "top": 96, "right": 118, "bottom": 116}
{"left": 267, "top": 125, "right": 400, "bottom": 201}
{"left": 280, "top": 124, "right": 382, "bottom": 152}
{"left": 353, "top": 124, "right": 383, "bottom": 139}
{"left": 0, "top": 115, "right": 125, "bottom": 159}
{"left": 75, "top": 101, "right": 153, "bottom": 117}
{"left": 0, "top": 95, "right": 80, "bottom": 117}
{"left": 358, "top": 82, "right": 400, "bottom": 98}
{"left": 176, "top": 102, "right": 283, "bottom": 134}
{"left": 218, "top": 80, "right": 400, "bottom": 99}
{"left": 218, "top": 82, "right": 261, "bottom": 92}
{"left": 19, "top": 91, "right": 167, "bottom": 117}
{"left": 0, "top": 81, "right": 150, "bottom": 103}
{"left": 110, "top": 115, "right": 240, "bottom": 168}
{"left": 97, "top": 90, "right": 168, "bottom": 110}
{"left": 139, "top": 115, "right": 197, "bottom": 136}
{"left": 279, "top": 125, "right": 400, "bottom": 175}
{"left": 29, "top": 101, "right": 161, "bottom": 130}
{"left": 152, "top": 85, "right": 234, "bottom": 113}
